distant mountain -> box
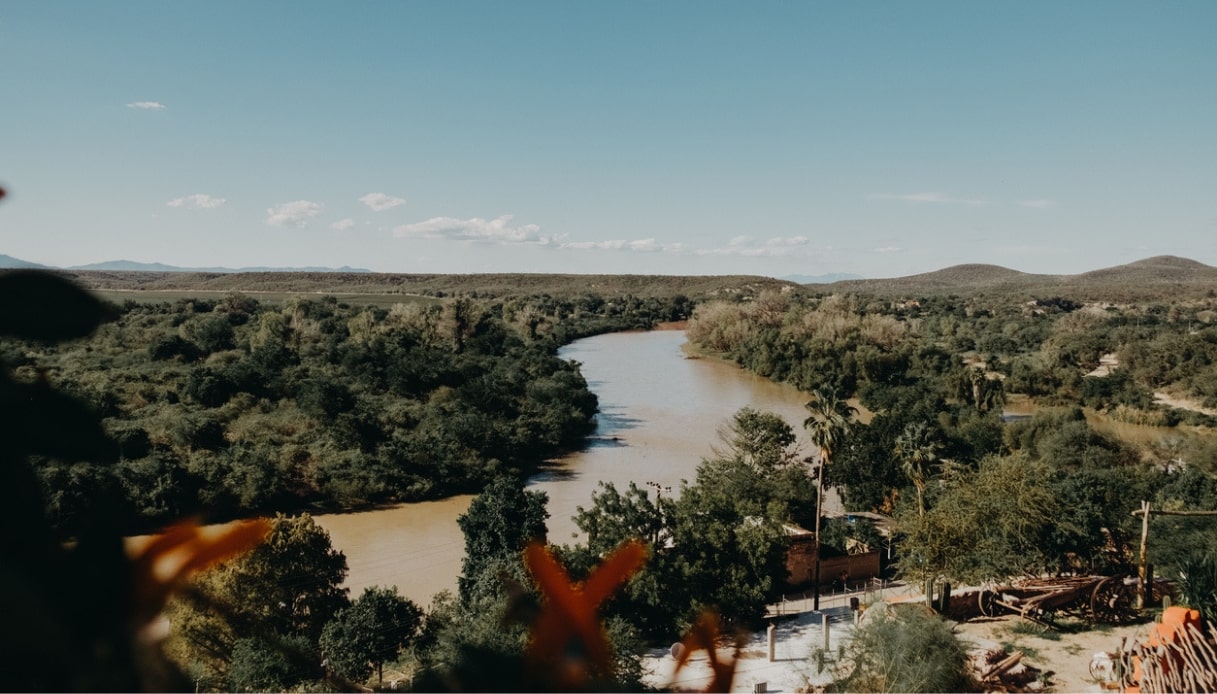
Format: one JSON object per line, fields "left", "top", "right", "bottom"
{"left": 781, "top": 272, "right": 864, "bottom": 284}
{"left": 832, "top": 263, "right": 1053, "bottom": 293}
{"left": 827, "top": 255, "right": 1217, "bottom": 300}
{"left": 16, "top": 253, "right": 1217, "bottom": 301}
{"left": 67, "top": 260, "right": 372, "bottom": 273}
{"left": 70, "top": 260, "right": 190, "bottom": 272}
{"left": 1073, "top": 255, "right": 1217, "bottom": 285}
{"left": 0, "top": 253, "right": 49, "bottom": 269}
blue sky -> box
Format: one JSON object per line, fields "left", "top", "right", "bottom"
{"left": 2, "top": 1, "right": 1215, "bottom": 278}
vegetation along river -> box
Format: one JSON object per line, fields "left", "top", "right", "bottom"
{"left": 315, "top": 329, "right": 825, "bottom": 607}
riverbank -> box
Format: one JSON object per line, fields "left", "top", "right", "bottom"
{"left": 315, "top": 329, "right": 824, "bottom": 605}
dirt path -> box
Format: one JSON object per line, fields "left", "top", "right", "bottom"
{"left": 1153, "top": 391, "right": 1217, "bottom": 417}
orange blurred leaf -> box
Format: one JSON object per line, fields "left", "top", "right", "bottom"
{"left": 524, "top": 540, "right": 647, "bottom": 689}
{"left": 673, "top": 611, "right": 739, "bottom": 693}
{"left": 128, "top": 518, "right": 270, "bottom": 622}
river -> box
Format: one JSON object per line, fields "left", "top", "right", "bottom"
{"left": 314, "top": 329, "right": 821, "bottom": 607}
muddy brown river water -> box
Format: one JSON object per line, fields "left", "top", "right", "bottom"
{"left": 314, "top": 329, "right": 823, "bottom": 606}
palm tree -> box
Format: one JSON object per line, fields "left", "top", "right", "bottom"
{"left": 894, "top": 422, "right": 942, "bottom": 517}
{"left": 803, "top": 386, "right": 858, "bottom": 609}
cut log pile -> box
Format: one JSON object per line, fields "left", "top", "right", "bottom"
{"left": 970, "top": 645, "right": 1045, "bottom": 693}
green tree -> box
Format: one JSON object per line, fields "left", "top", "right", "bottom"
{"left": 457, "top": 477, "right": 549, "bottom": 601}
{"left": 804, "top": 386, "right": 858, "bottom": 608}
{"left": 804, "top": 387, "right": 859, "bottom": 481}
{"left": 181, "top": 313, "right": 235, "bottom": 354}
{"left": 706, "top": 407, "right": 818, "bottom": 524}
{"left": 715, "top": 407, "right": 799, "bottom": 470}
{"left": 577, "top": 481, "right": 673, "bottom": 555}
{"left": 168, "top": 514, "right": 349, "bottom": 681}
{"left": 899, "top": 455, "right": 1057, "bottom": 587}
{"left": 226, "top": 634, "right": 315, "bottom": 693}
{"left": 413, "top": 571, "right": 533, "bottom": 692}
{"left": 570, "top": 409, "right": 809, "bottom": 638}
{"left": 894, "top": 422, "right": 943, "bottom": 516}
{"left": 320, "top": 586, "right": 423, "bottom": 685}
{"left": 224, "top": 513, "right": 349, "bottom": 640}
{"left": 670, "top": 470, "right": 790, "bottom": 630}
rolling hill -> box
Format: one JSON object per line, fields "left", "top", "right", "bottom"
{"left": 0, "top": 253, "right": 50, "bottom": 269}
{"left": 6, "top": 252, "right": 1215, "bottom": 302}
{"left": 827, "top": 263, "right": 1058, "bottom": 293}
{"left": 820, "top": 255, "right": 1217, "bottom": 300}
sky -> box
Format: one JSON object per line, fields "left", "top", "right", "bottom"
{"left": 1, "top": 1, "right": 1215, "bottom": 279}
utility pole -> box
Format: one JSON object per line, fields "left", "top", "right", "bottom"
{"left": 813, "top": 459, "right": 824, "bottom": 611}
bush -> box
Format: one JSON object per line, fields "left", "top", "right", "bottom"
{"left": 227, "top": 634, "right": 317, "bottom": 692}
{"left": 827, "top": 604, "right": 976, "bottom": 693}
{"left": 1177, "top": 553, "right": 1217, "bottom": 625}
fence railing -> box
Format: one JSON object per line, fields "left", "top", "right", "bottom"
{"left": 766, "top": 577, "right": 904, "bottom": 618}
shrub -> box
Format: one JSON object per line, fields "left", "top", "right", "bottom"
{"left": 827, "top": 604, "right": 976, "bottom": 693}
{"left": 1176, "top": 553, "right": 1217, "bottom": 625}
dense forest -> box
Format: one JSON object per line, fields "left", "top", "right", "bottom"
{"left": 3, "top": 288, "right": 692, "bottom": 535}
{"left": 686, "top": 287, "right": 1217, "bottom": 588}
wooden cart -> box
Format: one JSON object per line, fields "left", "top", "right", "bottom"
{"left": 976, "top": 575, "right": 1139, "bottom": 626}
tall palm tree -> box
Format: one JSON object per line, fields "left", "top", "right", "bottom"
{"left": 894, "top": 422, "right": 942, "bottom": 517}
{"left": 803, "top": 386, "right": 858, "bottom": 609}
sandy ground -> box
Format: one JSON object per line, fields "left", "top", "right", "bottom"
{"left": 954, "top": 614, "right": 1152, "bottom": 693}
{"left": 642, "top": 608, "right": 849, "bottom": 693}
{"left": 641, "top": 587, "right": 1157, "bottom": 693}
{"left": 1153, "top": 390, "right": 1217, "bottom": 417}
{"left": 1085, "top": 353, "right": 1121, "bottom": 378}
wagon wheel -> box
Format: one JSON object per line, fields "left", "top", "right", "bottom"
{"left": 978, "top": 589, "right": 998, "bottom": 618}
{"left": 1090, "top": 577, "right": 1135, "bottom": 624}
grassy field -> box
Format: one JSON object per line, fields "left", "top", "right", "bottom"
{"left": 68, "top": 270, "right": 796, "bottom": 302}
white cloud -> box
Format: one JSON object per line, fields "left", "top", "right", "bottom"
{"left": 167, "top": 193, "right": 225, "bottom": 209}
{"left": 874, "top": 192, "right": 986, "bottom": 205}
{"left": 873, "top": 246, "right": 902, "bottom": 253}
{"left": 331, "top": 218, "right": 356, "bottom": 230}
{"left": 266, "top": 200, "right": 324, "bottom": 227}
{"left": 763, "top": 235, "right": 809, "bottom": 247}
{"left": 1019, "top": 199, "right": 1056, "bottom": 209}
{"left": 359, "top": 192, "right": 407, "bottom": 212}
{"left": 560, "top": 238, "right": 685, "bottom": 253}
{"left": 393, "top": 215, "right": 552, "bottom": 245}
{"left": 694, "top": 235, "right": 811, "bottom": 257}
{"left": 393, "top": 214, "right": 697, "bottom": 253}
{"left": 126, "top": 101, "right": 166, "bottom": 110}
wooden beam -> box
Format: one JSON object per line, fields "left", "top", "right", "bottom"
{"left": 1132, "top": 508, "right": 1217, "bottom": 517}
{"left": 1139, "top": 501, "right": 1150, "bottom": 609}
{"left": 1131, "top": 501, "right": 1217, "bottom": 608}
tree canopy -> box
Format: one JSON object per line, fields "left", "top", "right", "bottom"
{"left": 320, "top": 586, "right": 423, "bottom": 685}
{"left": 456, "top": 476, "right": 549, "bottom": 602}
{"left": 569, "top": 407, "right": 812, "bottom": 639}
{"left": 167, "top": 513, "right": 348, "bottom": 687}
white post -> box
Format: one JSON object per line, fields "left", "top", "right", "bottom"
{"left": 822, "top": 612, "right": 830, "bottom": 651}
{"left": 767, "top": 623, "right": 776, "bottom": 662}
